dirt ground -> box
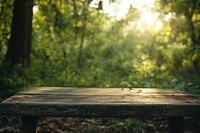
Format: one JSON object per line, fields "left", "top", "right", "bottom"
{"left": 0, "top": 116, "right": 200, "bottom": 133}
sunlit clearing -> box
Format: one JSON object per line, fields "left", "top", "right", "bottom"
{"left": 156, "top": 21, "right": 163, "bottom": 29}
{"left": 139, "top": 12, "right": 163, "bottom": 30}
{"left": 140, "top": 12, "right": 155, "bottom": 25}
{"left": 131, "top": 0, "right": 155, "bottom": 9}
{"left": 33, "top": 6, "right": 39, "bottom": 13}
{"left": 103, "top": 0, "right": 130, "bottom": 20}
{"left": 164, "top": 12, "right": 175, "bottom": 21}
{"left": 105, "top": 0, "right": 156, "bottom": 20}
{"left": 90, "top": 0, "right": 131, "bottom": 20}
{"left": 90, "top": 0, "right": 163, "bottom": 31}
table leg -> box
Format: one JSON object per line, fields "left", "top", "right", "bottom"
{"left": 168, "top": 117, "right": 184, "bottom": 133}
{"left": 21, "top": 116, "right": 38, "bottom": 133}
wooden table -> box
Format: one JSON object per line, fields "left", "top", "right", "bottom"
{"left": 0, "top": 87, "right": 200, "bottom": 133}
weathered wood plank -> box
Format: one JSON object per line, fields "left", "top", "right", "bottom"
{"left": 1, "top": 102, "right": 200, "bottom": 117}
{"left": 1, "top": 87, "right": 200, "bottom": 133}
{"left": 3, "top": 94, "right": 200, "bottom": 104}
{"left": 3, "top": 88, "right": 200, "bottom": 105}
{"left": 0, "top": 87, "right": 200, "bottom": 117}
{"left": 18, "top": 87, "right": 188, "bottom": 96}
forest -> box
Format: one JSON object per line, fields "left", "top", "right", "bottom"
{"left": 0, "top": 0, "right": 199, "bottom": 98}
{"left": 0, "top": 0, "right": 200, "bottom": 132}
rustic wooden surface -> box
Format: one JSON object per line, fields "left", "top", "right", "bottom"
{"left": 0, "top": 87, "right": 200, "bottom": 117}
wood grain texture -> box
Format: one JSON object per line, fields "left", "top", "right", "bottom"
{"left": 0, "top": 87, "right": 200, "bottom": 117}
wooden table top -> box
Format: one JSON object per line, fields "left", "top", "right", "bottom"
{"left": 0, "top": 87, "right": 200, "bottom": 117}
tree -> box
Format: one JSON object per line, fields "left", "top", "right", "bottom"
{"left": 158, "top": 0, "right": 200, "bottom": 72}
{"left": 5, "top": 0, "right": 33, "bottom": 68}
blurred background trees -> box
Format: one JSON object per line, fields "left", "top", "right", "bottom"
{"left": 0, "top": 0, "right": 199, "bottom": 98}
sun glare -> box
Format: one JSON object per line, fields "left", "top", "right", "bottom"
{"left": 139, "top": 12, "right": 163, "bottom": 29}
{"left": 141, "top": 12, "right": 155, "bottom": 25}
{"left": 90, "top": 0, "right": 163, "bottom": 31}
{"left": 33, "top": 6, "right": 39, "bottom": 13}
{"left": 131, "top": 0, "right": 155, "bottom": 9}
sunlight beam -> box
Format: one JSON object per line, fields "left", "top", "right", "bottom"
{"left": 90, "top": 0, "right": 163, "bottom": 31}
{"left": 140, "top": 12, "right": 155, "bottom": 25}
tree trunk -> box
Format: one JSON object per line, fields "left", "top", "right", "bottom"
{"left": 5, "top": 0, "right": 33, "bottom": 68}
{"left": 77, "top": 0, "right": 88, "bottom": 68}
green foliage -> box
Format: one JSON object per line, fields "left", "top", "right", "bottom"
{"left": 85, "top": 118, "right": 141, "bottom": 133}
{"left": 0, "top": 1, "right": 200, "bottom": 132}
{"left": 0, "top": 0, "right": 200, "bottom": 97}
{"left": 28, "top": 0, "right": 200, "bottom": 93}
{"left": 105, "top": 118, "right": 140, "bottom": 133}
{"left": 0, "top": 0, "right": 13, "bottom": 63}
{"left": 0, "top": 62, "right": 25, "bottom": 99}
